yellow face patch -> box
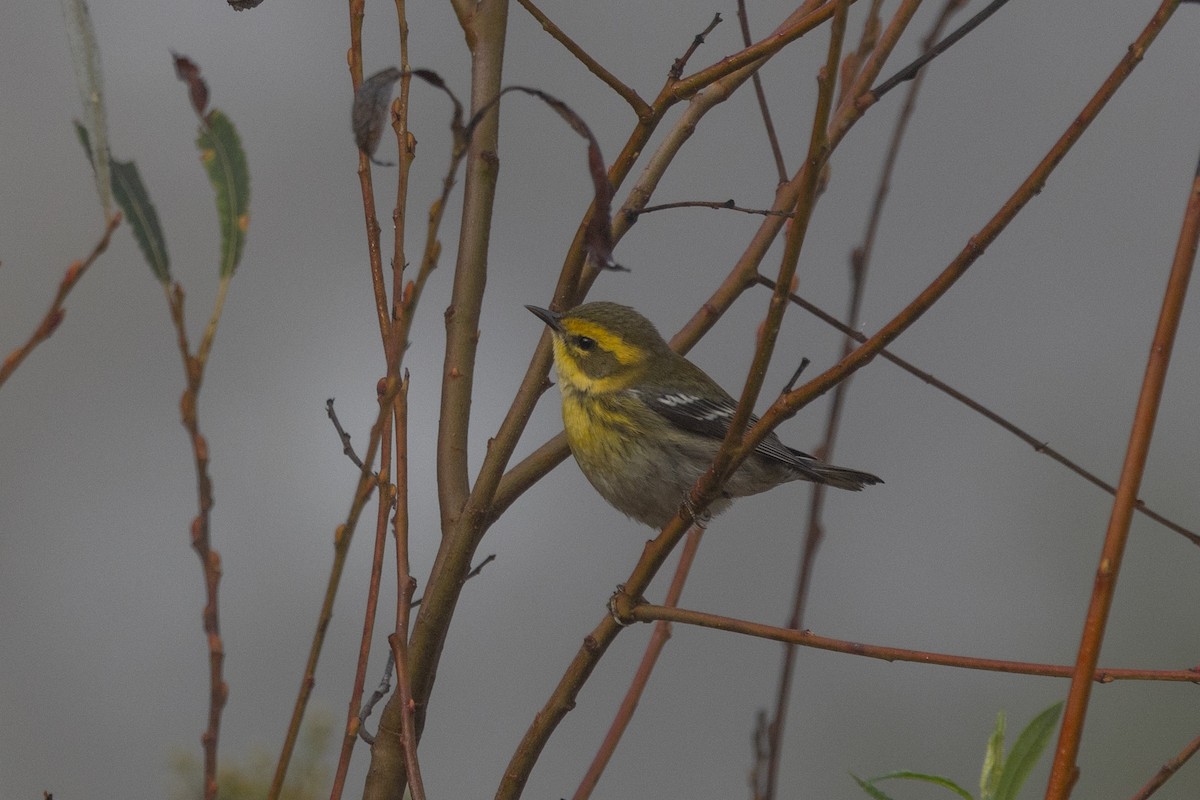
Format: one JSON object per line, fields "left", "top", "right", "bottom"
{"left": 561, "top": 319, "right": 642, "bottom": 365}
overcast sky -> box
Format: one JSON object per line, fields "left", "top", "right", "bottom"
{"left": 3, "top": 2, "right": 1200, "bottom": 799}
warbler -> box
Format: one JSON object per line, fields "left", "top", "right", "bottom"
{"left": 528, "top": 301, "right": 882, "bottom": 528}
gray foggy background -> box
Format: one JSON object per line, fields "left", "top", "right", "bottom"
{"left": 3, "top": 1, "right": 1199, "bottom": 798}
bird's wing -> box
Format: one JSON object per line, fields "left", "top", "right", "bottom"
{"left": 631, "top": 389, "right": 812, "bottom": 467}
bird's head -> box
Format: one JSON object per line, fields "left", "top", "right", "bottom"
{"left": 527, "top": 301, "right": 668, "bottom": 394}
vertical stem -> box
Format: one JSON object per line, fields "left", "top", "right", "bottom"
{"left": 367, "top": 4, "right": 511, "bottom": 799}
{"left": 434, "top": 0, "right": 510, "bottom": 529}
{"left": 1044, "top": 152, "right": 1200, "bottom": 799}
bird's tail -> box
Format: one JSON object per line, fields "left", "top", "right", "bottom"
{"left": 790, "top": 451, "right": 883, "bottom": 491}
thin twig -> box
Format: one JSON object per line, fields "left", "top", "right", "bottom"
{"left": 736, "top": 0, "right": 787, "bottom": 181}
{"left": 347, "top": 0, "right": 393, "bottom": 354}
{"left": 572, "top": 528, "right": 704, "bottom": 800}
{"left": 671, "top": 2, "right": 846, "bottom": 100}
{"left": 757, "top": 275, "right": 1200, "bottom": 546}
{"left": 0, "top": 214, "right": 121, "bottom": 390}
{"left": 1046, "top": 50, "right": 1198, "bottom": 798}
{"left": 628, "top": 199, "right": 793, "bottom": 219}
{"left": 1129, "top": 729, "right": 1200, "bottom": 800}
{"left": 356, "top": 552, "right": 494, "bottom": 743}
{"left": 669, "top": 13, "right": 723, "bottom": 81}
{"left": 164, "top": 281, "right": 228, "bottom": 800}
{"left": 325, "top": 404, "right": 396, "bottom": 800}
{"left": 613, "top": 599, "right": 1200, "bottom": 685}
{"left": 392, "top": 368, "right": 423, "bottom": 798}
{"left": 272, "top": 375, "right": 401, "bottom": 800}
{"left": 358, "top": 653, "right": 396, "bottom": 744}
{"left": 516, "top": 0, "right": 650, "bottom": 117}
{"left": 869, "top": 0, "right": 1012, "bottom": 102}
{"left": 326, "top": 398, "right": 367, "bottom": 470}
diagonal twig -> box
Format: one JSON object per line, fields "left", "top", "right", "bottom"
{"left": 758, "top": 275, "right": 1200, "bottom": 546}
{"left": 736, "top": 0, "right": 787, "bottom": 181}
{"left": 516, "top": 0, "right": 650, "bottom": 117}
{"left": 0, "top": 214, "right": 121, "bottom": 390}
{"left": 869, "top": 0, "right": 1012, "bottom": 102}
{"left": 1130, "top": 728, "right": 1200, "bottom": 800}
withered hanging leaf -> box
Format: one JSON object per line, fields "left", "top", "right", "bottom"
{"left": 172, "top": 52, "right": 209, "bottom": 117}
{"left": 352, "top": 67, "right": 403, "bottom": 165}
{"left": 409, "top": 68, "right": 465, "bottom": 137}
{"left": 469, "top": 86, "right": 623, "bottom": 271}
{"left": 228, "top": 0, "right": 264, "bottom": 8}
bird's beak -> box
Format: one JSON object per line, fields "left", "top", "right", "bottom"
{"left": 525, "top": 304, "right": 564, "bottom": 333}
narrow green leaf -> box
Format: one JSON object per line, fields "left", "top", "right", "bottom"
{"left": 866, "top": 771, "right": 975, "bottom": 800}
{"left": 980, "top": 710, "right": 1006, "bottom": 800}
{"left": 76, "top": 122, "right": 171, "bottom": 282}
{"left": 110, "top": 156, "right": 171, "bottom": 282}
{"left": 993, "top": 702, "right": 1064, "bottom": 800}
{"left": 60, "top": 0, "right": 112, "bottom": 218}
{"left": 195, "top": 109, "right": 250, "bottom": 278}
{"left": 850, "top": 772, "right": 897, "bottom": 800}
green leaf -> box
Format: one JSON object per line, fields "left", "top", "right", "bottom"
{"left": 110, "top": 156, "right": 171, "bottom": 282}
{"left": 980, "top": 710, "right": 1006, "bottom": 800}
{"left": 850, "top": 772, "right": 897, "bottom": 800}
{"left": 993, "top": 702, "right": 1063, "bottom": 800}
{"left": 196, "top": 109, "right": 250, "bottom": 278}
{"left": 60, "top": 0, "right": 112, "bottom": 218}
{"left": 860, "top": 771, "right": 974, "bottom": 800}
{"left": 76, "top": 122, "right": 171, "bottom": 283}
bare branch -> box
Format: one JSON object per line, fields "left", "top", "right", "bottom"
{"left": 615, "top": 599, "right": 1200, "bottom": 685}
{"left": 758, "top": 275, "right": 1200, "bottom": 547}
{"left": 735, "top": 0, "right": 787, "bottom": 181}
{"left": 516, "top": 0, "right": 650, "bottom": 117}
{"left": 1047, "top": 36, "right": 1200, "bottom": 797}
{"left": 0, "top": 214, "right": 121, "bottom": 390}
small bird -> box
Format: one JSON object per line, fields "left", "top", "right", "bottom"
{"left": 528, "top": 301, "right": 882, "bottom": 528}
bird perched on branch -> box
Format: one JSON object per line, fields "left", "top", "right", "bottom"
{"left": 528, "top": 301, "right": 881, "bottom": 528}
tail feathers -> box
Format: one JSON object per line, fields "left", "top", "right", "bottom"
{"left": 790, "top": 453, "right": 883, "bottom": 491}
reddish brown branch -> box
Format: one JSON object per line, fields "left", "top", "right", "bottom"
{"left": 0, "top": 213, "right": 121, "bottom": 390}
{"left": 615, "top": 600, "right": 1200, "bottom": 685}
{"left": 1130, "top": 729, "right": 1200, "bottom": 800}
{"left": 325, "top": 405, "right": 395, "bottom": 800}
{"left": 274, "top": 375, "right": 400, "bottom": 800}
{"left": 1046, "top": 31, "right": 1198, "bottom": 797}
{"left": 164, "top": 283, "right": 227, "bottom": 800}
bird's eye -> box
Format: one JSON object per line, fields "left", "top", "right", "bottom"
{"left": 574, "top": 335, "right": 596, "bottom": 352}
